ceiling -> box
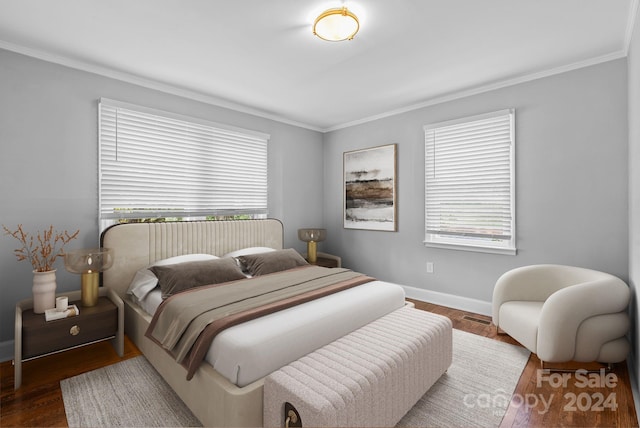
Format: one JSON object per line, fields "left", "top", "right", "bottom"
{"left": 0, "top": 0, "right": 637, "bottom": 131}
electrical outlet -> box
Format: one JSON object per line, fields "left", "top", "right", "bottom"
{"left": 426, "top": 262, "right": 434, "bottom": 273}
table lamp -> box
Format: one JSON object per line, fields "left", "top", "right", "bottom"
{"left": 298, "top": 228, "right": 326, "bottom": 264}
{"left": 64, "top": 248, "right": 114, "bottom": 306}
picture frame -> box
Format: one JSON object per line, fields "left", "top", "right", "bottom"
{"left": 343, "top": 144, "right": 397, "bottom": 231}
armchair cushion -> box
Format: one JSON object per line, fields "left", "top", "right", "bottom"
{"left": 498, "top": 301, "right": 543, "bottom": 352}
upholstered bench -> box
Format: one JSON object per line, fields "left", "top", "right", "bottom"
{"left": 263, "top": 306, "right": 452, "bottom": 427}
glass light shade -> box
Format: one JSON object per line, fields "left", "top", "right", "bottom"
{"left": 298, "top": 229, "right": 327, "bottom": 243}
{"left": 64, "top": 248, "right": 113, "bottom": 307}
{"left": 64, "top": 248, "right": 114, "bottom": 273}
{"left": 298, "top": 229, "right": 326, "bottom": 264}
{"left": 313, "top": 7, "right": 359, "bottom": 41}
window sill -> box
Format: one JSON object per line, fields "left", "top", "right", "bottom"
{"left": 423, "top": 240, "right": 517, "bottom": 256}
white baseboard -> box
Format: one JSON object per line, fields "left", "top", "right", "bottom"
{"left": 402, "top": 285, "right": 492, "bottom": 317}
{"left": 0, "top": 340, "right": 14, "bottom": 364}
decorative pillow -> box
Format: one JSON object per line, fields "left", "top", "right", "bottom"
{"left": 222, "top": 247, "right": 276, "bottom": 258}
{"left": 126, "top": 254, "right": 219, "bottom": 301}
{"left": 150, "top": 257, "right": 246, "bottom": 298}
{"left": 238, "top": 248, "right": 308, "bottom": 276}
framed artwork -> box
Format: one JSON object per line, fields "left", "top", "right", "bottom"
{"left": 343, "top": 144, "right": 397, "bottom": 231}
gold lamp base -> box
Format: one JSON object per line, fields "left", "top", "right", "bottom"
{"left": 307, "top": 241, "right": 318, "bottom": 264}
{"left": 81, "top": 271, "right": 99, "bottom": 307}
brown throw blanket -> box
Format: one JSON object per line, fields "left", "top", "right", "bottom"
{"left": 145, "top": 265, "right": 374, "bottom": 380}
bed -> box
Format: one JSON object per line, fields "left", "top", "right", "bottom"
{"left": 100, "top": 219, "right": 407, "bottom": 427}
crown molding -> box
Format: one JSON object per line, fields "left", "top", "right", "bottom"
{"left": 0, "top": 33, "right": 632, "bottom": 135}
{"left": 324, "top": 50, "right": 628, "bottom": 132}
{"left": 0, "top": 40, "right": 324, "bottom": 133}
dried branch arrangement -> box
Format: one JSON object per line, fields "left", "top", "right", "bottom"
{"left": 2, "top": 224, "right": 80, "bottom": 272}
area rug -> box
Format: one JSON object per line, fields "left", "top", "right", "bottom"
{"left": 61, "top": 329, "right": 529, "bottom": 427}
{"left": 61, "top": 356, "right": 201, "bottom": 427}
{"left": 398, "top": 329, "right": 530, "bottom": 427}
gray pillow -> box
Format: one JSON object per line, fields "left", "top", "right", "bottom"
{"left": 238, "top": 248, "right": 308, "bottom": 276}
{"left": 150, "top": 258, "right": 246, "bottom": 298}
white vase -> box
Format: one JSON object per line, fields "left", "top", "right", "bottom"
{"left": 32, "top": 269, "right": 57, "bottom": 314}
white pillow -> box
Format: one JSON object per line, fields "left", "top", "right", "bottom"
{"left": 222, "top": 247, "right": 276, "bottom": 258}
{"left": 127, "top": 254, "right": 219, "bottom": 301}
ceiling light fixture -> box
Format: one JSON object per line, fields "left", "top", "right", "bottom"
{"left": 313, "top": 7, "right": 359, "bottom": 42}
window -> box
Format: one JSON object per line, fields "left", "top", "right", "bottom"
{"left": 424, "top": 109, "right": 515, "bottom": 255}
{"left": 99, "top": 98, "right": 269, "bottom": 231}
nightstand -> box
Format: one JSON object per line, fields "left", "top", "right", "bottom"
{"left": 306, "top": 252, "right": 342, "bottom": 268}
{"left": 14, "top": 287, "right": 123, "bottom": 389}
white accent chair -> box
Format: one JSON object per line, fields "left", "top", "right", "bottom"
{"left": 492, "top": 264, "right": 630, "bottom": 364}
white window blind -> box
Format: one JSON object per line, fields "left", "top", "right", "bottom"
{"left": 424, "top": 109, "right": 515, "bottom": 254}
{"left": 99, "top": 99, "right": 269, "bottom": 221}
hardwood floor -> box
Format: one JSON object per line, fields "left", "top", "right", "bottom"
{"left": 1, "top": 301, "right": 637, "bottom": 427}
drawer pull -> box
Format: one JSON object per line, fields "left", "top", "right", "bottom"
{"left": 70, "top": 325, "right": 80, "bottom": 336}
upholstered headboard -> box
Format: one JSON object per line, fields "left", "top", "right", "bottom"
{"left": 100, "top": 219, "right": 284, "bottom": 297}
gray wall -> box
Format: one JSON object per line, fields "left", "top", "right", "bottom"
{"left": 0, "top": 49, "right": 324, "bottom": 351}
{"left": 0, "top": 47, "right": 633, "bottom": 377}
{"left": 628, "top": 5, "right": 640, "bottom": 409}
{"left": 322, "top": 59, "right": 629, "bottom": 308}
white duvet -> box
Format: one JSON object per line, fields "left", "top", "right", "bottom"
{"left": 139, "top": 280, "right": 405, "bottom": 386}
